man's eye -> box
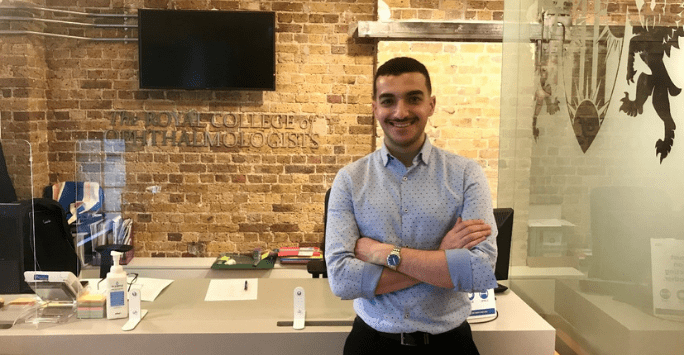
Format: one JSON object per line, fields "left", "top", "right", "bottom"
{"left": 380, "top": 99, "right": 394, "bottom": 106}
{"left": 407, "top": 96, "right": 422, "bottom": 104}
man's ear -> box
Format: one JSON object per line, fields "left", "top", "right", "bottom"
{"left": 429, "top": 96, "right": 436, "bottom": 115}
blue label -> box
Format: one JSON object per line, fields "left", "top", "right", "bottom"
{"left": 33, "top": 274, "right": 49, "bottom": 281}
{"left": 110, "top": 291, "right": 125, "bottom": 307}
{"left": 470, "top": 308, "right": 496, "bottom": 316}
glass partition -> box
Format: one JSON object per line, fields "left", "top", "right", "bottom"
{"left": 501, "top": 0, "right": 684, "bottom": 353}
{"left": 0, "top": 135, "right": 128, "bottom": 324}
{"left": 71, "top": 139, "right": 130, "bottom": 273}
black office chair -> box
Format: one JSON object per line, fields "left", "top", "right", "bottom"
{"left": 0, "top": 141, "right": 81, "bottom": 293}
{"left": 307, "top": 188, "right": 330, "bottom": 278}
{"left": 492, "top": 208, "right": 514, "bottom": 293}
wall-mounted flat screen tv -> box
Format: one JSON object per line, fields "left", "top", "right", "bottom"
{"left": 138, "top": 9, "right": 276, "bottom": 91}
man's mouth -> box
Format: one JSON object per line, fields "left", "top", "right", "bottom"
{"left": 389, "top": 118, "right": 416, "bottom": 128}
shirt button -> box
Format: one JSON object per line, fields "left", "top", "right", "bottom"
{"left": 402, "top": 177, "right": 408, "bottom": 181}
{"left": 404, "top": 208, "right": 408, "bottom": 213}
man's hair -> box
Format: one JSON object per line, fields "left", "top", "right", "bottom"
{"left": 373, "top": 57, "right": 432, "bottom": 98}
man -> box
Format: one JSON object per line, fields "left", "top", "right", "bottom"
{"left": 325, "top": 57, "right": 498, "bottom": 354}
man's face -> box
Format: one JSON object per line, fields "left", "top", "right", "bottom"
{"left": 373, "top": 72, "right": 435, "bottom": 154}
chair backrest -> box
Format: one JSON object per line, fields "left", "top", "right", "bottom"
{"left": 322, "top": 187, "right": 331, "bottom": 252}
{"left": 0, "top": 199, "right": 81, "bottom": 294}
{"left": 307, "top": 188, "right": 330, "bottom": 278}
{"left": 44, "top": 182, "right": 104, "bottom": 224}
{"left": 492, "top": 208, "right": 514, "bottom": 281}
{"left": 24, "top": 198, "right": 82, "bottom": 277}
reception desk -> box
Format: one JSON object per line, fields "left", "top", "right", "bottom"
{"left": 0, "top": 278, "right": 555, "bottom": 355}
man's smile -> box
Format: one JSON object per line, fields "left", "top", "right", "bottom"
{"left": 388, "top": 118, "right": 417, "bottom": 128}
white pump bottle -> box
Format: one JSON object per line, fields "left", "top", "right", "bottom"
{"left": 106, "top": 251, "right": 129, "bottom": 319}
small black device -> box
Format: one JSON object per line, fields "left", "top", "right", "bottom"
{"left": 137, "top": 9, "right": 276, "bottom": 91}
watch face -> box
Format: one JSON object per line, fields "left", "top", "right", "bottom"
{"left": 388, "top": 254, "right": 400, "bottom": 267}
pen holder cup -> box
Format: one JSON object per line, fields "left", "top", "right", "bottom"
{"left": 95, "top": 244, "right": 134, "bottom": 279}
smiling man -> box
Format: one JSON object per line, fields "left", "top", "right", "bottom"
{"left": 325, "top": 57, "right": 498, "bottom": 354}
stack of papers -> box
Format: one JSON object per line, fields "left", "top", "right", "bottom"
{"left": 110, "top": 216, "right": 133, "bottom": 245}
{"left": 278, "top": 247, "right": 322, "bottom": 264}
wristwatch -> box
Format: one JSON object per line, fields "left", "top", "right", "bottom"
{"left": 386, "top": 247, "right": 402, "bottom": 271}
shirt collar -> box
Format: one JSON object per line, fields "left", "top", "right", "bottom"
{"left": 380, "top": 136, "right": 434, "bottom": 167}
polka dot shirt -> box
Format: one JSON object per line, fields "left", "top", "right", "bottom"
{"left": 325, "top": 138, "right": 498, "bottom": 334}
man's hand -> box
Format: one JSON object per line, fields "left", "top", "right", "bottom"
{"left": 439, "top": 217, "right": 491, "bottom": 250}
{"left": 355, "top": 237, "right": 393, "bottom": 265}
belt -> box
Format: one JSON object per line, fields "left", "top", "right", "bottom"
{"left": 380, "top": 331, "right": 432, "bottom": 346}
{"left": 356, "top": 317, "right": 468, "bottom": 346}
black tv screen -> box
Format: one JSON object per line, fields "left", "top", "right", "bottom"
{"left": 137, "top": 9, "right": 276, "bottom": 91}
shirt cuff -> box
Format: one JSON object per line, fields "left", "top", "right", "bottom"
{"left": 361, "top": 262, "right": 384, "bottom": 299}
{"left": 445, "top": 248, "right": 473, "bottom": 290}
{"left": 445, "top": 248, "right": 498, "bottom": 291}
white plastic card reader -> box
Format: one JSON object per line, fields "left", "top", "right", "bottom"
{"left": 24, "top": 271, "right": 84, "bottom": 301}
{"left": 467, "top": 288, "right": 497, "bottom": 323}
{"left": 21, "top": 271, "right": 84, "bottom": 323}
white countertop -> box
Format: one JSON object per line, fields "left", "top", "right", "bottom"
{"left": 1, "top": 278, "right": 555, "bottom": 355}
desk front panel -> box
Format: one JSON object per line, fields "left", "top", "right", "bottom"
{"left": 1, "top": 278, "right": 554, "bottom": 354}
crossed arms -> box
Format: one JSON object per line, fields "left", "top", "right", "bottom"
{"left": 354, "top": 217, "right": 491, "bottom": 295}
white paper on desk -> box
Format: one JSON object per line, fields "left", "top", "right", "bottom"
{"left": 84, "top": 277, "right": 173, "bottom": 302}
{"left": 205, "top": 279, "right": 258, "bottom": 301}
{"left": 132, "top": 278, "right": 173, "bottom": 301}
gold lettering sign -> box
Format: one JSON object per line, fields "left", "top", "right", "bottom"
{"left": 106, "top": 111, "right": 322, "bottom": 149}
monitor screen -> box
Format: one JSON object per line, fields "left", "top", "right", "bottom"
{"left": 137, "top": 9, "right": 276, "bottom": 91}
{"left": 0, "top": 203, "right": 27, "bottom": 294}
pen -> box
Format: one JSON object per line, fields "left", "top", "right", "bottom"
{"left": 244, "top": 280, "right": 248, "bottom": 291}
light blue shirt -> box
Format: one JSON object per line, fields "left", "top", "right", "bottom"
{"left": 325, "top": 138, "right": 498, "bottom": 334}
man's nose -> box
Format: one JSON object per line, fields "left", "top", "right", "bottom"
{"left": 393, "top": 100, "right": 410, "bottom": 118}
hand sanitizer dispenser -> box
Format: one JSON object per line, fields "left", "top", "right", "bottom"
{"left": 106, "top": 251, "right": 129, "bottom": 319}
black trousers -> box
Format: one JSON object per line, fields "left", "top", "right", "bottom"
{"left": 343, "top": 316, "right": 480, "bottom": 355}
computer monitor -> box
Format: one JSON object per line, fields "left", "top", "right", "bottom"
{"left": 0, "top": 202, "right": 30, "bottom": 293}
{"left": 493, "top": 208, "right": 514, "bottom": 292}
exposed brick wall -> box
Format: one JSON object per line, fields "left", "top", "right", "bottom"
{"left": 1, "top": 0, "right": 503, "bottom": 258}
{"left": 382, "top": 0, "right": 504, "bottom": 21}
{"left": 0, "top": 25, "right": 50, "bottom": 199}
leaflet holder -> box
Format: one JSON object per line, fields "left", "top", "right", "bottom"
{"left": 16, "top": 271, "right": 84, "bottom": 325}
